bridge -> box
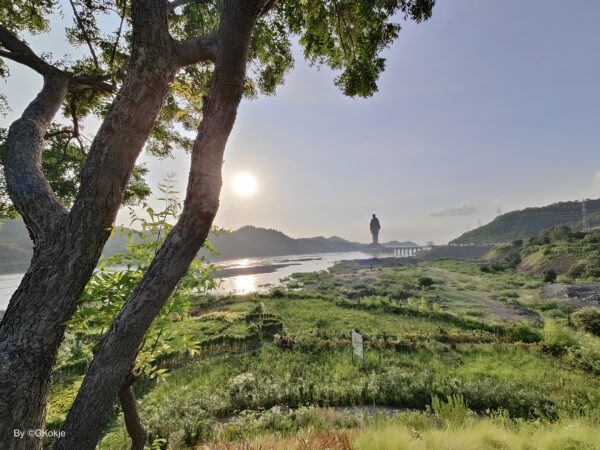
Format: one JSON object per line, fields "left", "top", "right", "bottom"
{"left": 382, "top": 245, "right": 424, "bottom": 257}
{"left": 364, "top": 243, "right": 493, "bottom": 260}
{"left": 366, "top": 245, "right": 426, "bottom": 257}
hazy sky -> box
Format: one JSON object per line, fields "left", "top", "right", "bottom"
{"left": 2, "top": 1, "right": 599, "bottom": 244}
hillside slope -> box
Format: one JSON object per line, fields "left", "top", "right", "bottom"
{"left": 518, "top": 228, "right": 600, "bottom": 281}
{"left": 482, "top": 225, "right": 600, "bottom": 281}
{"left": 451, "top": 198, "right": 600, "bottom": 244}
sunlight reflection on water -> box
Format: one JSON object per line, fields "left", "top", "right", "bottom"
{"left": 212, "top": 251, "right": 369, "bottom": 296}
{"left": 234, "top": 274, "right": 256, "bottom": 295}
{"left": 0, "top": 251, "right": 373, "bottom": 310}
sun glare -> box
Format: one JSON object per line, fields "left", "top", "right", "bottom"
{"left": 232, "top": 172, "right": 258, "bottom": 197}
{"left": 235, "top": 275, "right": 255, "bottom": 294}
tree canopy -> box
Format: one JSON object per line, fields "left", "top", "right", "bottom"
{"left": 0, "top": 1, "right": 434, "bottom": 448}
{"left": 0, "top": 0, "right": 433, "bottom": 216}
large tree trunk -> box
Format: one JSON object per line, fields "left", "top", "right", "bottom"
{"left": 55, "top": 1, "right": 264, "bottom": 448}
{"left": 0, "top": 2, "right": 177, "bottom": 448}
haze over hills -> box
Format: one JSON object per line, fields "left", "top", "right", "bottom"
{"left": 451, "top": 198, "right": 600, "bottom": 245}
{"left": 0, "top": 219, "right": 137, "bottom": 274}
{"left": 201, "top": 225, "right": 416, "bottom": 261}
{"left": 0, "top": 220, "right": 417, "bottom": 273}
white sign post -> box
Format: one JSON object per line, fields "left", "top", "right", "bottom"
{"left": 351, "top": 330, "right": 364, "bottom": 368}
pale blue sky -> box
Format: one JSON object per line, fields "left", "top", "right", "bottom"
{"left": 2, "top": 0, "right": 599, "bottom": 243}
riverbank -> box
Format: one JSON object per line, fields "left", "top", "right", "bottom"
{"left": 39, "top": 257, "right": 600, "bottom": 449}
{"left": 0, "top": 251, "right": 372, "bottom": 311}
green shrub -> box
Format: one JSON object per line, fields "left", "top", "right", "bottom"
{"left": 480, "top": 265, "right": 492, "bottom": 274}
{"left": 269, "top": 288, "right": 286, "bottom": 298}
{"left": 563, "top": 346, "right": 600, "bottom": 375}
{"left": 567, "top": 260, "right": 600, "bottom": 281}
{"left": 543, "top": 269, "right": 557, "bottom": 283}
{"left": 571, "top": 308, "right": 600, "bottom": 337}
{"left": 441, "top": 377, "right": 555, "bottom": 419}
{"left": 542, "top": 320, "right": 577, "bottom": 356}
{"left": 418, "top": 277, "right": 435, "bottom": 290}
{"left": 142, "top": 393, "right": 217, "bottom": 447}
{"left": 506, "top": 322, "right": 542, "bottom": 343}
{"left": 490, "top": 263, "right": 506, "bottom": 272}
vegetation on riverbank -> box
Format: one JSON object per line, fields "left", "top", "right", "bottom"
{"left": 482, "top": 225, "right": 600, "bottom": 282}
{"left": 43, "top": 252, "right": 600, "bottom": 449}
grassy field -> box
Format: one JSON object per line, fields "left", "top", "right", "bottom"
{"left": 47, "top": 258, "right": 600, "bottom": 449}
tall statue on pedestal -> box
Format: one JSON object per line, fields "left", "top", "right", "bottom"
{"left": 370, "top": 214, "right": 381, "bottom": 245}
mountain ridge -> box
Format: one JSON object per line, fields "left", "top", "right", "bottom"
{"left": 0, "top": 220, "right": 417, "bottom": 273}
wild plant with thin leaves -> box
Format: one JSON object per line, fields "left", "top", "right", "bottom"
{"left": 72, "top": 175, "right": 219, "bottom": 373}
{"left": 68, "top": 175, "right": 221, "bottom": 446}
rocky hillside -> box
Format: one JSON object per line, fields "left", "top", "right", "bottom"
{"left": 483, "top": 225, "right": 600, "bottom": 282}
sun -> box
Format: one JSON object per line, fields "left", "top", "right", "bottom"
{"left": 232, "top": 172, "right": 258, "bottom": 197}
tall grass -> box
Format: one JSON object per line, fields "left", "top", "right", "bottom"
{"left": 430, "top": 395, "right": 472, "bottom": 428}
{"left": 354, "top": 419, "right": 600, "bottom": 450}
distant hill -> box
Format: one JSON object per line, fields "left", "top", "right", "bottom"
{"left": 451, "top": 198, "right": 600, "bottom": 245}
{"left": 0, "top": 219, "right": 139, "bottom": 274}
{"left": 200, "top": 225, "right": 416, "bottom": 261}
{"left": 0, "top": 220, "right": 417, "bottom": 273}
{"left": 200, "top": 226, "right": 363, "bottom": 261}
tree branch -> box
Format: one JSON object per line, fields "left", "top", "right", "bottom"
{"left": 68, "top": 0, "right": 100, "bottom": 70}
{"left": 118, "top": 370, "right": 147, "bottom": 450}
{"left": 259, "top": 0, "right": 278, "bottom": 16}
{"left": 0, "top": 25, "right": 62, "bottom": 78}
{"left": 3, "top": 76, "right": 69, "bottom": 241}
{"left": 58, "top": 0, "right": 177, "bottom": 279}
{"left": 176, "top": 31, "right": 217, "bottom": 67}
{"left": 174, "top": 0, "right": 276, "bottom": 67}
{"left": 109, "top": 2, "right": 127, "bottom": 71}
{"left": 0, "top": 24, "right": 115, "bottom": 93}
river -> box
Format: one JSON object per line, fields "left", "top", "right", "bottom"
{"left": 0, "top": 251, "right": 373, "bottom": 311}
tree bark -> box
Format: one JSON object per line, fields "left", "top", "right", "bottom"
{"left": 3, "top": 76, "right": 68, "bottom": 240}
{"left": 0, "top": 2, "right": 177, "bottom": 448}
{"left": 0, "top": 76, "right": 69, "bottom": 450}
{"left": 55, "top": 1, "right": 264, "bottom": 448}
{"left": 118, "top": 373, "right": 147, "bottom": 450}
